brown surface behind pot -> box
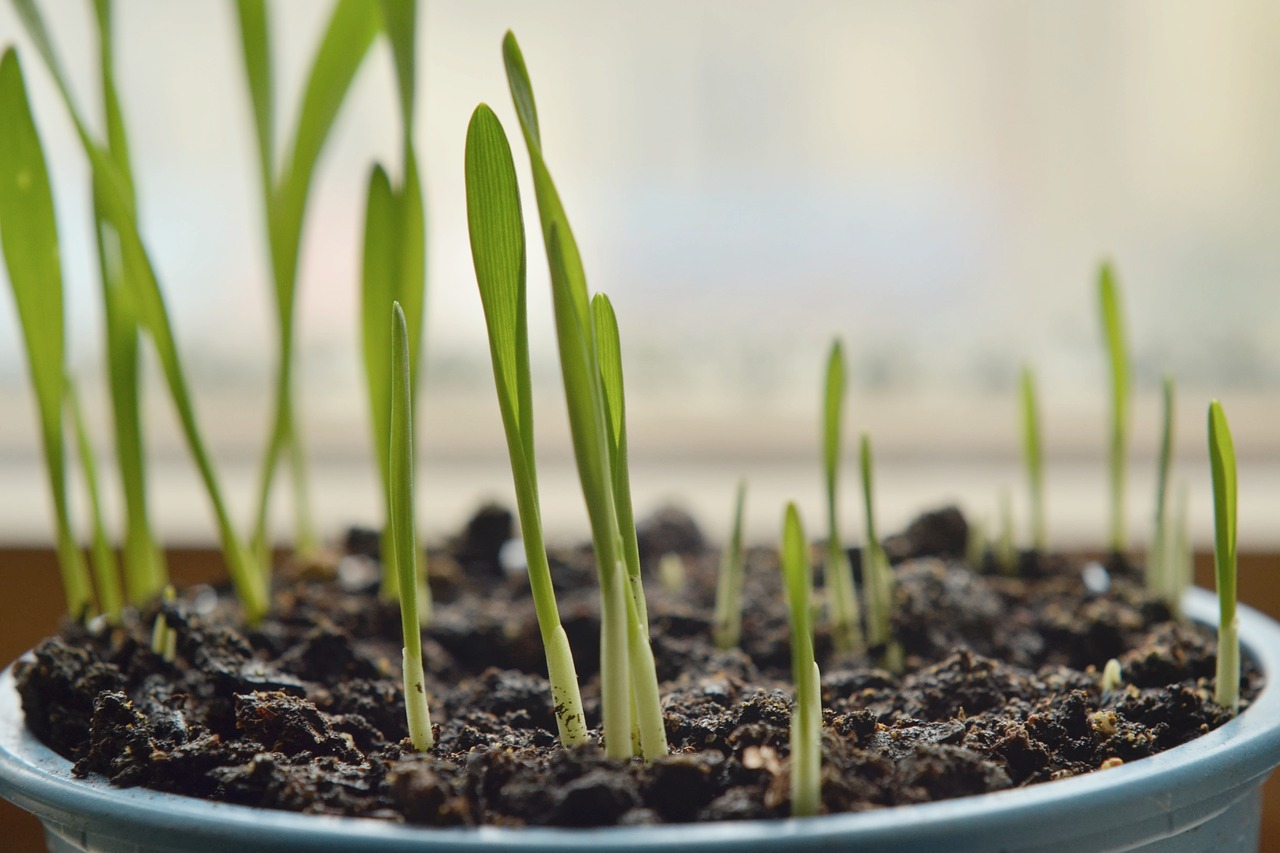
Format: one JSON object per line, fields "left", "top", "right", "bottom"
{"left": 0, "top": 548, "right": 1276, "bottom": 852}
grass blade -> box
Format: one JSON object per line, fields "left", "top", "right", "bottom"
{"left": 1099, "top": 262, "right": 1130, "bottom": 553}
{"left": 822, "top": 339, "right": 863, "bottom": 653}
{"left": 1019, "top": 365, "right": 1046, "bottom": 552}
{"left": 859, "top": 433, "right": 895, "bottom": 655}
{"left": 378, "top": 0, "right": 417, "bottom": 128}
{"left": 0, "top": 48, "right": 93, "bottom": 619}
{"left": 1207, "top": 400, "right": 1238, "bottom": 712}
{"left": 1151, "top": 376, "right": 1176, "bottom": 608}
{"left": 780, "top": 503, "right": 821, "bottom": 817}
{"left": 713, "top": 480, "right": 749, "bottom": 649}
{"left": 390, "top": 302, "right": 432, "bottom": 751}
{"left": 234, "top": 0, "right": 274, "bottom": 184}
{"left": 465, "top": 103, "right": 586, "bottom": 747}
{"left": 67, "top": 379, "right": 123, "bottom": 622}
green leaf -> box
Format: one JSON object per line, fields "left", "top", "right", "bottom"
{"left": 1207, "top": 400, "right": 1237, "bottom": 621}
{"left": 1099, "top": 261, "right": 1130, "bottom": 552}
{"left": 1020, "top": 364, "right": 1045, "bottom": 552}
{"left": 234, "top": 0, "right": 274, "bottom": 184}
{"left": 378, "top": 0, "right": 417, "bottom": 128}
{"left": 592, "top": 293, "right": 626, "bottom": 452}
{"left": 781, "top": 503, "right": 814, "bottom": 663}
{"left": 67, "top": 378, "right": 123, "bottom": 622}
{"left": 0, "top": 47, "right": 93, "bottom": 618}
{"left": 361, "top": 165, "right": 398, "bottom": 485}
{"left": 823, "top": 340, "right": 844, "bottom": 500}
{"left": 713, "top": 479, "right": 748, "bottom": 649}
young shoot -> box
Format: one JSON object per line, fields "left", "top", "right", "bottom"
{"left": 780, "top": 503, "right": 822, "bottom": 818}
{"left": 1098, "top": 262, "right": 1131, "bottom": 554}
{"left": 150, "top": 585, "right": 178, "bottom": 663}
{"left": 859, "top": 434, "right": 896, "bottom": 657}
{"left": 822, "top": 340, "right": 864, "bottom": 654}
{"left": 0, "top": 48, "right": 94, "bottom": 619}
{"left": 1207, "top": 400, "right": 1239, "bottom": 713}
{"left": 464, "top": 103, "right": 586, "bottom": 748}
{"left": 390, "top": 302, "right": 433, "bottom": 751}
{"left": 713, "top": 479, "right": 748, "bottom": 650}
{"left": 1150, "top": 376, "right": 1182, "bottom": 611}
{"left": 965, "top": 514, "right": 988, "bottom": 571}
{"left": 658, "top": 553, "right": 686, "bottom": 593}
{"left": 502, "top": 30, "right": 665, "bottom": 760}
{"left": 358, "top": 0, "right": 428, "bottom": 603}
{"left": 235, "top": 0, "right": 381, "bottom": 558}
{"left": 1020, "top": 365, "right": 1046, "bottom": 552}
{"left": 1100, "top": 658, "right": 1123, "bottom": 692}
{"left": 68, "top": 380, "right": 124, "bottom": 623}
{"left": 996, "top": 486, "right": 1017, "bottom": 576}
{"left": 13, "top": 2, "right": 269, "bottom": 622}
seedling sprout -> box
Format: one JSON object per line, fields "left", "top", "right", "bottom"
{"left": 1149, "top": 377, "right": 1182, "bottom": 611}
{"left": 823, "top": 340, "right": 865, "bottom": 653}
{"left": 464, "top": 103, "right": 587, "bottom": 748}
{"left": 781, "top": 502, "right": 822, "bottom": 818}
{"left": 713, "top": 479, "right": 749, "bottom": 650}
{"left": 996, "top": 486, "right": 1016, "bottom": 576}
{"left": 68, "top": 380, "right": 124, "bottom": 623}
{"left": 1020, "top": 365, "right": 1046, "bottom": 553}
{"left": 859, "top": 434, "right": 895, "bottom": 654}
{"left": 1098, "top": 262, "right": 1131, "bottom": 554}
{"left": 1207, "top": 400, "right": 1239, "bottom": 713}
{"left": 390, "top": 302, "right": 433, "bottom": 751}
{"left": 1100, "top": 658, "right": 1123, "bottom": 692}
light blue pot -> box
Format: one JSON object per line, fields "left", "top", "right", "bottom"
{"left": 1, "top": 588, "right": 1278, "bottom": 853}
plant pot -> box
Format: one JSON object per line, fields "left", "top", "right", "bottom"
{"left": 1, "top": 587, "right": 1278, "bottom": 853}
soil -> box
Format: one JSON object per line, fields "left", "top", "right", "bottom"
{"left": 13, "top": 504, "right": 1256, "bottom": 828}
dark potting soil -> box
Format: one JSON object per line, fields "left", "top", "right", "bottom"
{"left": 14, "top": 505, "right": 1255, "bottom": 828}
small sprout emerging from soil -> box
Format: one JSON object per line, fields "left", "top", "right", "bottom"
{"left": 1207, "top": 400, "right": 1239, "bottom": 713}
{"left": 713, "top": 479, "right": 749, "bottom": 650}
{"left": 390, "top": 302, "right": 433, "bottom": 751}
{"left": 150, "top": 585, "right": 178, "bottom": 662}
{"left": 996, "top": 486, "right": 1017, "bottom": 576}
{"left": 0, "top": 47, "right": 94, "bottom": 620}
{"left": 235, "top": 0, "right": 382, "bottom": 558}
{"left": 1098, "top": 261, "right": 1131, "bottom": 554}
{"left": 1020, "top": 365, "right": 1046, "bottom": 553}
{"left": 860, "top": 434, "right": 896, "bottom": 656}
{"left": 358, "top": 1, "right": 428, "bottom": 604}
{"left": 68, "top": 380, "right": 123, "bottom": 624}
{"left": 1149, "top": 376, "right": 1185, "bottom": 613}
{"left": 822, "top": 340, "right": 865, "bottom": 654}
{"left": 501, "top": 30, "right": 664, "bottom": 760}
{"left": 463, "top": 101, "right": 587, "bottom": 749}
{"left": 965, "top": 514, "right": 989, "bottom": 570}
{"left": 1100, "top": 658, "right": 1123, "bottom": 692}
{"left": 658, "top": 553, "right": 686, "bottom": 593}
{"left": 780, "top": 503, "right": 822, "bottom": 818}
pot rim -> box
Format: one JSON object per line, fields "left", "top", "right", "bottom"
{"left": 1, "top": 587, "right": 1278, "bottom": 852}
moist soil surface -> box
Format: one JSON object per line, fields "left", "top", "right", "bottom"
{"left": 14, "top": 505, "right": 1256, "bottom": 827}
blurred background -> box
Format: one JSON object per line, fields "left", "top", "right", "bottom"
{"left": 1, "top": 0, "right": 1279, "bottom": 552}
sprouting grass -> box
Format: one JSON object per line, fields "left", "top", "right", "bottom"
{"left": 823, "top": 340, "right": 864, "bottom": 654}
{"left": 1100, "top": 658, "right": 1123, "bottom": 692}
{"left": 1149, "top": 376, "right": 1180, "bottom": 610}
{"left": 859, "top": 434, "right": 894, "bottom": 651}
{"left": 995, "top": 486, "right": 1017, "bottom": 576}
{"left": 0, "top": 48, "right": 94, "bottom": 620}
{"left": 390, "top": 302, "right": 433, "bottom": 751}
{"left": 235, "top": 0, "right": 381, "bottom": 559}
{"left": 1098, "top": 262, "right": 1130, "bottom": 554}
{"left": 1019, "top": 365, "right": 1046, "bottom": 552}
{"left": 501, "top": 30, "right": 664, "bottom": 760}
{"left": 91, "top": 0, "right": 167, "bottom": 606}
{"left": 1207, "top": 400, "right": 1239, "bottom": 713}
{"left": 12, "top": 1, "right": 269, "bottom": 623}
{"left": 463, "top": 102, "right": 587, "bottom": 748}
{"left": 67, "top": 380, "right": 124, "bottom": 623}
{"left": 357, "top": 1, "right": 428, "bottom": 603}
{"left": 780, "top": 502, "right": 822, "bottom": 818}
{"left": 713, "top": 479, "right": 748, "bottom": 650}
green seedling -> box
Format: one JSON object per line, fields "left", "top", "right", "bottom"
{"left": 657, "top": 553, "right": 686, "bottom": 593}
{"left": 780, "top": 503, "right": 822, "bottom": 818}
{"left": 713, "top": 479, "right": 748, "bottom": 649}
{"left": 823, "top": 340, "right": 864, "bottom": 654}
{"left": 390, "top": 302, "right": 433, "bottom": 751}
{"left": 501, "top": 30, "right": 664, "bottom": 760}
{"left": 1100, "top": 658, "right": 1123, "bottom": 692}
{"left": 150, "top": 585, "right": 177, "bottom": 663}
{"left": 235, "top": 0, "right": 381, "bottom": 558}
{"left": 1020, "top": 365, "right": 1046, "bottom": 552}
{"left": 1098, "top": 262, "right": 1131, "bottom": 554}
{"left": 464, "top": 103, "right": 586, "bottom": 748}
{"left": 965, "top": 514, "right": 988, "bottom": 571}
{"left": 859, "top": 434, "right": 894, "bottom": 651}
{"left": 1149, "top": 376, "right": 1183, "bottom": 611}
{"left": 68, "top": 380, "right": 124, "bottom": 623}
{"left": 91, "top": 0, "right": 166, "bottom": 605}
{"left": 996, "top": 486, "right": 1016, "bottom": 576}
{"left": 358, "top": 0, "right": 428, "bottom": 603}
{"left": 0, "top": 48, "right": 94, "bottom": 620}
{"left": 13, "top": 2, "right": 268, "bottom": 622}
{"left": 1207, "top": 400, "right": 1239, "bottom": 713}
